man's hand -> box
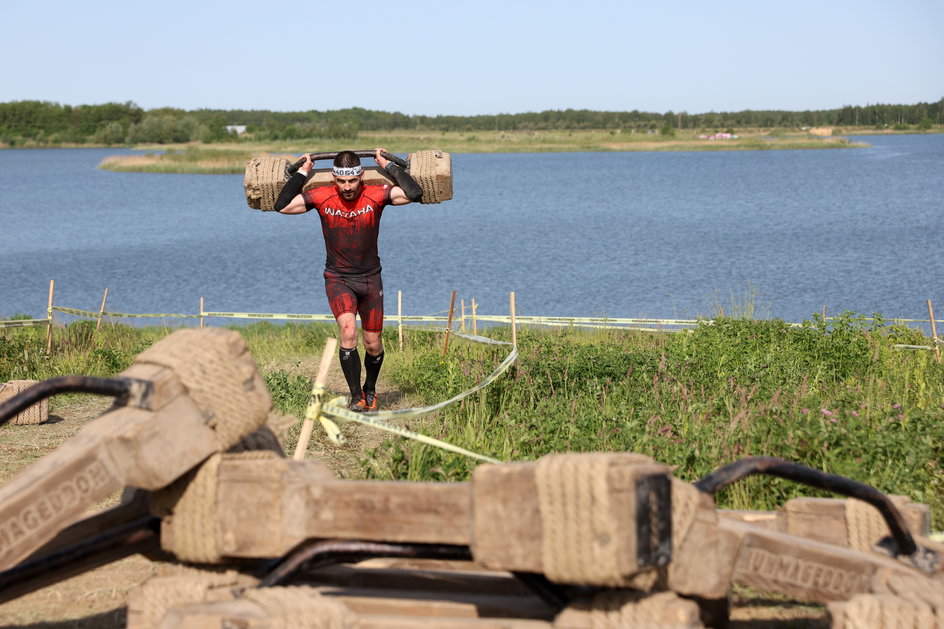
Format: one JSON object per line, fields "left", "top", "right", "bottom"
{"left": 374, "top": 147, "right": 390, "bottom": 170}
{"left": 298, "top": 153, "right": 314, "bottom": 175}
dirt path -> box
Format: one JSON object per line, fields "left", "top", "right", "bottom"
{"left": 263, "top": 352, "right": 413, "bottom": 479}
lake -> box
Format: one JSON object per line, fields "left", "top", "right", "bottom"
{"left": 1, "top": 135, "right": 942, "bottom": 327}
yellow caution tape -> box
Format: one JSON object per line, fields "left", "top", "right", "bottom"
{"left": 204, "top": 311, "right": 336, "bottom": 321}
{"left": 305, "top": 334, "right": 517, "bottom": 464}
{"left": 474, "top": 314, "right": 700, "bottom": 327}
{"left": 0, "top": 318, "right": 51, "bottom": 329}
{"left": 48, "top": 303, "right": 944, "bottom": 330}
{"left": 320, "top": 397, "right": 501, "bottom": 464}
{"left": 54, "top": 306, "right": 199, "bottom": 319}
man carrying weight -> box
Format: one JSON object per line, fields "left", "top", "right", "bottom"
{"left": 272, "top": 148, "right": 423, "bottom": 411}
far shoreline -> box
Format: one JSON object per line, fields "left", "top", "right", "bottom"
{"left": 4, "top": 126, "right": 941, "bottom": 174}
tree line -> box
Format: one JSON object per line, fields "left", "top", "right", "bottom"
{"left": 1, "top": 99, "right": 941, "bottom": 147}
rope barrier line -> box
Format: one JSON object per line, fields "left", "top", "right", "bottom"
{"left": 53, "top": 306, "right": 200, "bottom": 320}
{"left": 317, "top": 396, "right": 501, "bottom": 464}
{"left": 305, "top": 341, "right": 518, "bottom": 464}
{"left": 0, "top": 318, "right": 51, "bottom": 329}
{"left": 29, "top": 303, "right": 944, "bottom": 330}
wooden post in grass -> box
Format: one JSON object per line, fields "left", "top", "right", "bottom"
{"left": 928, "top": 300, "right": 940, "bottom": 363}
{"left": 461, "top": 300, "right": 466, "bottom": 332}
{"left": 472, "top": 298, "right": 478, "bottom": 336}
{"left": 95, "top": 288, "right": 109, "bottom": 333}
{"left": 293, "top": 337, "right": 338, "bottom": 461}
{"left": 200, "top": 297, "right": 205, "bottom": 328}
{"left": 45, "top": 280, "right": 55, "bottom": 353}
{"left": 397, "top": 290, "right": 403, "bottom": 352}
{"left": 823, "top": 305, "right": 827, "bottom": 322}
{"left": 443, "top": 290, "right": 457, "bottom": 357}
{"left": 510, "top": 291, "right": 517, "bottom": 347}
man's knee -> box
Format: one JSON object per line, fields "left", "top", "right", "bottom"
{"left": 363, "top": 332, "right": 383, "bottom": 355}
{"left": 336, "top": 316, "right": 358, "bottom": 345}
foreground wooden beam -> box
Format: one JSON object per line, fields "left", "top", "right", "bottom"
{"left": 0, "top": 329, "right": 272, "bottom": 571}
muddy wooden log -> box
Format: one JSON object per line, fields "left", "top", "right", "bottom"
{"left": 720, "top": 517, "right": 939, "bottom": 604}
{"left": 0, "top": 328, "right": 271, "bottom": 571}
{"left": 472, "top": 454, "right": 674, "bottom": 589}
{"left": 159, "top": 455, "right": 472, "bottom": 562}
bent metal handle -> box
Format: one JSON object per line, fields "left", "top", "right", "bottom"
{"left": 694, "top": 456, "right": 918, "bottom": 557}
{"left": 288, "top": 150, "right": 408, "bottom": 174}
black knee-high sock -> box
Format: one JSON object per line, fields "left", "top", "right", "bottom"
{"left": 363, "top": 351, "right": 385, "bottom": 393}
{"left": 339, "top": 346, "right": 361, "bottom": 398}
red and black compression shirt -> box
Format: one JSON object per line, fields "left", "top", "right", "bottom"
{"left": 303, "top": 184, "right": 390, "bottom": 276}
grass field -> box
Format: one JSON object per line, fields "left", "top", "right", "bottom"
{"left": 97, "top": 128, "right": 869, "bottom": 174}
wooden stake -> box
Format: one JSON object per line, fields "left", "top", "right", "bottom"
{"left": 293, "top": 337, "right": 338, "bottom": 461}
{"left": 95, "top": 288, "right": 109, "bottom": 333}
{"left": 822, "top": 305, "right": 827, "bottom": 321}
{"left": 471, "top": 298, "right": 478, "bottom": 336}
{"left": 397, "top": 290, "right": 403, "bottom": 352}
{"left": 46, "top": 280, "right": 55, "bottom": 353}
{"left": 200, "top": 296, "right": 205, "bottom": 328}
{"left": 510, "top": 291, "right": 517, "bottom": 347}
{"left": 461, "top": 300, "right": 466, "bottom": 332}
{"left": 443, "top": 290, "right": 457, "bottom": 357}
{"left": 928, "top": 300, "right": 940, "bottom": 363}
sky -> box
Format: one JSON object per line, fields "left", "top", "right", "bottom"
{"left": 2, "top": 0, "right": 941, "bottom": 117}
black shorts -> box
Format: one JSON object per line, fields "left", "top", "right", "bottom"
{"left": 323, "top": 271, "right": 384, "bottom": 333}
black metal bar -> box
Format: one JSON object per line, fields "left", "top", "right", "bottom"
{"left": 510, "top": 572, "right": 568, "bottom": 610}
{"left": 258, "top": 540, "right": 472, "bottom": 588}
{"left": 0, "top": 516, "right": 160, "bottom": 604}
{"left": 0, "top": 375, "right": 147, "bottom": 427}
{"left": 694, "top": 456, "right": 918, "bottom": 556}
{"left": 288, "top": 150, "right": 409, "bottom": 174}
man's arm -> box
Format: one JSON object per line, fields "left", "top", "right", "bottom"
{"left": 374, "top": 148, "right": 423, "bottom": 205}
{"left": 273, "top": 154, "right": 312, "bottom": 214}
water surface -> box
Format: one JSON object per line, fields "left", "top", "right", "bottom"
{"left": 1, "top": 135, "right": 942, "bottom": 325}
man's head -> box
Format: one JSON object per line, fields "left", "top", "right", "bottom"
{"left": 332, "top": 151, "right": 363, "bottom": 201}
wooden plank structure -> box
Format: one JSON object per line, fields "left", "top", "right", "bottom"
{"left": 0, "top": 329, "right": 941, "bottom": 628}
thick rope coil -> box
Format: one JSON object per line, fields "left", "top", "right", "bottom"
{"left": 878, "top": 572, "right": 944, "bottom": 624}
{"left": 242, "top": 586, "right": 359, "bottom": 629}
{"left": 152, "top": 451, "right": 282, "bottom": 563}
{"left": 244, "top": 156, "right": 289, "bottom": 211}
{"left": 151, "top": 453, "right": 224, "bottom": 563}
{"left": 127, "top": 566, "right": 250, "bottom": 629}
{"left": 535, "top": 452, "right": 655, "bottom": 586}
{"left": 554, "top": 590, "right": 703, "bottom": 628}
{"left": 845, "top": 497, "right": 912, "bottom": 552}
{"left": 228, "top": 411, "right": 295, "bottom": 456}
{"left": 0, "top": 379, "right": 48, "bottom": 425}
{"left": 671, "top": 478, "right": 700, "bottom": 550}
{"left": 135, "top": 328, "right": 271, "bottom": 450}
{"left": 835, "top": 593, "right": 938, "bottom": 629}
{"left": 410, "top": 149, "right": 449, "bottom": 204}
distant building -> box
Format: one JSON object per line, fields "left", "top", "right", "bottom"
{"left": 226, "top": 125, "right": 247, "bottom": 135}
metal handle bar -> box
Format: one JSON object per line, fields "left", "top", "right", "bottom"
{"left": 0, "top": 376, "right": 151, "bottom": 427}
{"left": 288, "top": 150, "right": 408, "bottom": 174}
{"left": 694, "top": 456, "right": 918, "bottom": 557}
